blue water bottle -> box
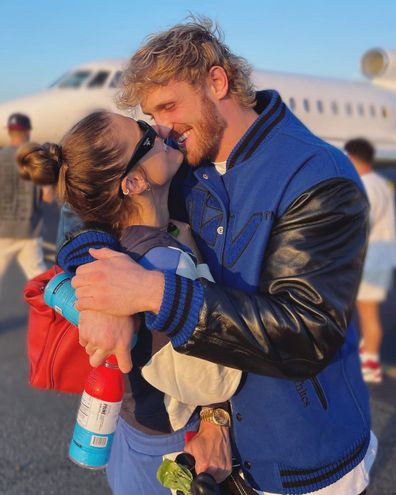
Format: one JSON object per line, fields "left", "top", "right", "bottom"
{"left": 44, "top": 272, "right": 79, "bottom": 326}
{"left": 43, "top": 272, "right": 129, "bottom": 470}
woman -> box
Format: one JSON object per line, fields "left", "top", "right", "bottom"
{"left": 17, "top": 111, "right": 240, "bottom": 494}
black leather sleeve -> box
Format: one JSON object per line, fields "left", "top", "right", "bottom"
{"left": 174, "top": 178, "right": 369, "bottom": 379}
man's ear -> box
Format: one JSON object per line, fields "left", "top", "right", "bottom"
{"left": 121, "top": 172, "right": 147, "bottom": 196}
{"left": 207, "top": 66, "right": 229, "bottom": 100}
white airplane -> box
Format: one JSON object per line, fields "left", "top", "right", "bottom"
{"left": 1, "top": 48, "right": 396, "bottom": 163}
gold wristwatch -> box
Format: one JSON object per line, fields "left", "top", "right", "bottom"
{"left": 200, "top": 407, "right": 231, "bottom": 427}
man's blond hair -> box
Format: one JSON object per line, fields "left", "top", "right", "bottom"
{"left": 118, "top": 17, "right": 256, "bottom": 110}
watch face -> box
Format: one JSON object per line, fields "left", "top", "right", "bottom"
{"left": 213, "top": 409, "right": 229, "bottom": 426}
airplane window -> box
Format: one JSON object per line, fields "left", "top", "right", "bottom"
{"left": 331, "top": 101, "right": 338, "bottom": 115}
{"left": 110, "top": 71, "right": 123, "bottom": 88}
{"left": 357, "top": 104, "right": 365, "bottom": 117}
{"left": 369, "top": 105, "right": 376, "bottom": 118}
{"left": 345, "top": 102, "right": 353, "bottom": 116}
{"left": 58, "top": 71, "right": 92, "bottom": 88}
{"left": 381, "top": 106, "right": 388, "bottom": 118}
{"left": 316, "top": 100, "right": 323, "bottom": 114}
{"left": 303, "top": 99, "right": 310, "bottom": 113}
{"left": 88, "top": 71, "right": 110, "bottom": 88}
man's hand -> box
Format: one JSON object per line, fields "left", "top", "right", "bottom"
{"left": 79, "top": 312, "right": 140, "bottom": 373}
{"left": 184, "top": 421, "right": 232, "bottom": 483}
{"left": 71, "top": 248, "right": 165, "bottom": 316}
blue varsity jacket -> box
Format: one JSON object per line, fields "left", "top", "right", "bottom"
{"left": 146, "top": 90, "right": 371, "bottom": 494}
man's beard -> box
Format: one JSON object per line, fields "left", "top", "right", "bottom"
{"left": 186, "top": 94, "right": 227, "bottom": 166}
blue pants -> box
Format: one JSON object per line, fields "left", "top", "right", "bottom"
{"left": 107, "top": 416, "right": 200, "bottom": 495}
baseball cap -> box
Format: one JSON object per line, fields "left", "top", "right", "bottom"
{"left": 7, "top": 113, "right": 32, "bottom": 131}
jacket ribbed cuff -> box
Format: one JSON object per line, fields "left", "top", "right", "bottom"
{"left": 145, "top": 272, "right": 204, "bottom": 346}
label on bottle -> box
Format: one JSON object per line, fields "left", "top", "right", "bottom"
{"left": 77, "top": 391, "right": 122, "bottom": 435}
{"left": 90, "top": 435, "right": 108, "bottom": 448}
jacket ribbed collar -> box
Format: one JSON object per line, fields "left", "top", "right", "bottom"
{"left": 227, "top": 90, "right": 286, "bottom": 170}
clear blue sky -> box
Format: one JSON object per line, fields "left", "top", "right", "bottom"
{"left": 1, "top": 0, "right": 395, "bottom": 103}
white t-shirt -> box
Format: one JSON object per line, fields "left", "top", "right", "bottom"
{"left": 362, "top": 172, "right": 396, "bottom": 269}
{"left": 358, "top": 172, "right": 396, "bottom": 299}
{"left": 214, "top": 160, "right": 227, "bottom": 175}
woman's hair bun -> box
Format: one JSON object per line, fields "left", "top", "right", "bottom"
{"left": 43, "top": 142, "right": 63, "bottom": 170}
{"left": 16, "top": 141, "right": 62, "bottom": 186}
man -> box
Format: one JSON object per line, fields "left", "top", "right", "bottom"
{"left": 345, "top": 138, "right": 396, "bottom": 383}
{"left": 72, "top": 19, "right": 375, "bottom": 494}
{"left": 0, "top": 113, "right": 54, "bottom": 299}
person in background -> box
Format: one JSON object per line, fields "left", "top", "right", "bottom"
{"left": 0, "top": 113, "right": 54, "bottom": 301}
{"left": 345, "top": 138, "right": 396, "bottom": 383}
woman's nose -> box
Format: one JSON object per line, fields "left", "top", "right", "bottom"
{"left": 152, "top": 123, "right": 172, "bottom": 140}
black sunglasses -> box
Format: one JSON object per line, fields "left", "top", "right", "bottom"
{"left": 121, "top": 120, "right": 157, "bottom": 179}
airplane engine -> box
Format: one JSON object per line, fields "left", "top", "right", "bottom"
{"left": 362, "top": 48, "right": 396, "bottom": 89}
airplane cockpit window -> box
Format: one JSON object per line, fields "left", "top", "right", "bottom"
{"left": 303, "top": 99, "right": 310, "bottom": 113}
{"left": 88, "top": 71, "right": 110, "bottom": 88}
{"left": 49, "top": 74, "right": 66, "bottom": 88}
{"left": 110, "top": 71, "right": 123, "bottom": 88}
{"left": 58, "top": 71, "right": 92, "bottom": 88}
{"left": 316, "top": 100, "right": 323, "bottom": 114}
{"left": 331, "top": 101, "right": 338, "bottom": 115}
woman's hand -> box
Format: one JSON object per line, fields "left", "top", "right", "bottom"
{"left": 79, "top": 312, "right": 141, "bottom": 373}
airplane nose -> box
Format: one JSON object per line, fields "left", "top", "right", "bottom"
{"left": 0, "top": 90, "right": 74, "bottom": 147}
